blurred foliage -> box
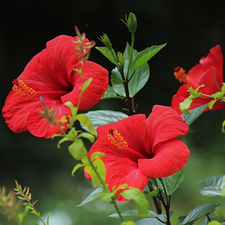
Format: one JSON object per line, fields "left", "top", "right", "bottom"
{"left": 1, "top": 0, "right": 225, "bottom": 224}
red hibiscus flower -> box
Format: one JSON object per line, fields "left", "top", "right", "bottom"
{"left": 2, "top": 35, "right": 109, "bottom": 138}
{"left": 84, "top": 105, "right": 190, "bottom": 201}
{"left": 172, "top": 45, "right": 225, "bottom": 115}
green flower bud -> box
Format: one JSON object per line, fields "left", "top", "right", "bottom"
{"left": 122, "top": 12, "right": 137, "bottom": 34}
{"left": 117, "top": 51, "right": 125, "bottom": 67}
{"left": 127, "top": 12, "right": 137, "bottom": 34}
{"left": 98, "top": 33, "right": 112, "bottom": 50}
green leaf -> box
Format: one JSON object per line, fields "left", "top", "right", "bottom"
{"left": 47, "top": 213, "right": 51, "bottom": 225}
{"left": 81, "top": 77, "right": 93, "bottom": 94}
{"left": 182, "top": 203, "right": 220, "bottom": 225}
{"left": 91, "top": 152, "right": 105, "bottom": 161}
{"left": 31, "top": 210, "right": 41, "bottom": 218}
{"left": 78, "top": 132, "right": 95, "bottom": 143}
{"left": 18, "top": 212, "right": 27, "bottom": 223}
{"left": 111, "top": 43, "right": 150, "bottom": 97}
{"left": 57, "top": 136, "right": 73, "bottom": 148}
{"left": 198, "top": 175, "right": 225, "bottom": 197}
{"left": 96, "top": 46, "right": 117, "bottom": 65}
{"left": 181, "top": 103, "right": 209, "bottom": 126}
{"left": 84, "top": 159, "right": 106, "bottom": 188}
{"left": 68, "top": 139, "right": 87, "bottom": 160}
{"left": 111, "top": 68, "right": 125, "bottom": 96}
{"left": 83, "top": 110, "right": 128, "bottom": 131}
{"left": 123, "top": 42, "right": 137, "bottom": 79}
{"left": 221, "top": 83, "right": 225, "bottom": 93}
{"left": 121, "top": 221, "right": 136, "bottom": 225}
{"left": 146, "top": 188, "right": 159, "bottom": 197}
{"left": 64, "top": 102, "right": 78, "bottom": 118}
{"left": 222, "top": 185, "right": 225, "bottom": 197}
{"left": 94, "top": 189, "right": 114, "bottom": 203}
{"left": 93, "top": 159, "right": 106, "bottom": 185}
{"left": 128, "top": 62, "right": 149, "bottom": 97}
{"left": 208, "top": 99, "right": 218, "bottom": 109}
{"left": 117, "top": 51, "right": 125, "bottom": 66}
{"left": 198, "top": 216, "right": 215, "bottom": 225}
{"left": 120, "top": 188, "right": 149, "bottom": 218}
{"left": 136, "top": 214, "right": 167, "bottom": 225}
{"left": 75, "top": 114, "right": 96, "bottom": 136}
{"left": 160, "top": 170, "right": 184, "bottom": 195}
{"left": 109, "top": 210, "right": 157, "bottom": 218}
{"left": 101, "top": 85, "right": 123, "bottom": 99}
{"left": 78, "top": 187, "right": 103, "bottom": 207}
{"left": 208, "top": 221, "right": 221, "bottom": 225}
{"left": 133, "top": 44, "right": 166, "bottom": 71}
{"left": 71, "top": 163, "right": 84, "bottom": 176}
{"left": 222, "top": 120, "right": 225, "bottom": 133}
{"left": 151, "top": 170, "right": 184, "bottom": 195}
{"left": 180, "top": 97, "right": 193, "bottom": 114}
{"left": 125, "top": 43, "right": 150, "bottom": 97}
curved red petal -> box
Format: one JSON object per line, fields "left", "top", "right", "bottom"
{"left": 46, "top": 35, "right": 89, "bottom": 80}
{"left": 105, "top": 158, "right": 149, "bottom": 201}
{"left": 145, "top": 105, "right": 188, "bottom": 150}
{"left": 187, "top": 45, "right": 223, "bottom": 87}
{"left": 16, "top": 35, "right": 88, "bottom": 93}
{"left": 199, "top": 45, "right": 223, "bottom": 82}
{"left": 27, "top": 100, "right": 71, "bottom": 138}
{"left": 199, "top": 67, "right": 223, "bottom": 93}
{"left": 187, "top": 64, "right": 205, "bottom": 87}
{"left": 61, "top": 60, "right": 109, "bottom": 110}
{"left": 2, "top": 91, "right": 40, "bottom": 132}
{"left": 139, "top": 138, "right": 190, "bottom": 178}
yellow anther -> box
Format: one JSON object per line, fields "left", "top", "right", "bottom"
{"left": 12, "top": 79, "right": 36, "bottom": 97}
{"left": 108, "top": 129, "right": 128, "bottom": 150}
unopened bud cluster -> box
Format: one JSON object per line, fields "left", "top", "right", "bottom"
{"left": 38, "top": 97, "right": 58, "bottom": 126}
{"left": 74, "top": 26, "right": 96, "bottom": 57}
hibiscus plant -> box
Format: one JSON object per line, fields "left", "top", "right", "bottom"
{"left": 1, "top": 12, "right": 225, "bottom": 225}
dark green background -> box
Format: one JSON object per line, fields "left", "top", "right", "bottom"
{"left": 1, "top": 1, "right": 225, "bottom": 224}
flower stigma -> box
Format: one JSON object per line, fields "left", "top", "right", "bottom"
{"left": 174, "top": 67, "right": 188, "bottom": 84}
{"left": 12, "top": 79, "right": 36, "bottom": 97}
{"left": 108, "top": 129, "right": 128, "bottom": 150}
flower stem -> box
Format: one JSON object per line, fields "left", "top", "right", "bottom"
{"left": 158, "top": 179, "right": 171, "bottom": 225}
{"left": 148, "top": 182, "right": 162, "bottom": 214}
{"left": 86, "top": 157, "right": 124, "bottom": 223}
{"left": 126, "top": 33, "right": 135, "bottom": 80}
{"left": 112, "top": 197, "right": 124, "bottom": 222}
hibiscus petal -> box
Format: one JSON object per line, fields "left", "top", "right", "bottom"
{"left": 199, "top": 67, "right": 223, "bottom": 93}
{"left": 187, "top": 64, "right": 204, "bottom": 87}
{"left": 145, "top": 105, "right": 188, "bottom": 149}
{"left": 138, "top": 138, "right": 190, "bottom": 178}
{"left": 187, "top": 45, "right": 223, "bottom": 87}
{"left": 46, "top": 35, "right": 89, "bottom": 80}
{"left": 27, "top": 100, "right": 71, "bottom": 138}
{"left": 2, "top": 91, "right": 40, "bottom": 132}
{"left": 61, "top": 60, "right": 109, "bottom": 110}
{"left": 18, "top": 49, "right": 72, "bottom": 91}
{"left": 199, "top": 45, "right": 223, "bottom": 82}
{"left": 105, "top": 158, "right": 149, "bottom": 201}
